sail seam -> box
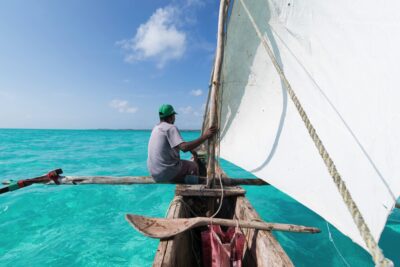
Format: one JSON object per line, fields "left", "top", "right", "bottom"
{"left": 238, "top": 0, "right": 392, "bottom": 266}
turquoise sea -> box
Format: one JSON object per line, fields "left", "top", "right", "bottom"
{"left": 0, "top": 129, "right": 399, "bottom": 266}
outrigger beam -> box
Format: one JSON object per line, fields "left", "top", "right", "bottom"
{"left": 2, "top": 175, "right": 268, "bottom": 186}
{"left": 0, "top": 169, "right": 63, "bottom": 195}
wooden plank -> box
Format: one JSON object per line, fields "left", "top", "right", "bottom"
{"left": 59, "top": 176, "right": 157, "bottom": 184}
{"left": 175, "top": 184, "right": 245, "bottom": 197}
{"left": 153, "top": 196, "right": 180, "bottom": 266}
{"left": 235, "top": 196, "right": 294, "bottom": 267}
{"left": 153, "top": 195, "right": 192, "bottom": 267}
{"left": 4, "top": 175, "right": 269, "bottom": 186}
{"left": 153, "top": 191, "right": 200, "bottom": 267}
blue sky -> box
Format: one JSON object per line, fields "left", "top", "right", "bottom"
{"left": 0, "top": 0, "right": 219, "bottom": 129}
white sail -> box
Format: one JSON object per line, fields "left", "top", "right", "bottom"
{"left": 218, "top": 0, "right": 400, "bottom": 253}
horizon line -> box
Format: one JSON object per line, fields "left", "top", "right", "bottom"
{"left": 0, "top": 127, "right": 201, "bottom": 131}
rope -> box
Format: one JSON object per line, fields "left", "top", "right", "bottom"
{"left": 167, "top": 197, "right": 200, "bottom": 217}
{"left": 210, "top": 172, "right": 224, "bottom": 218}
{"left": 326, "top": 221, "right": 351, "bottom": 267}
{"left": 238, "top": 0, "right": 392, "bottom": 266}
{"left": 209, "top": 24, "right": 226, "bottom": 219}
{"left": 207, "top": 0, "right": 230, "bottom": 219}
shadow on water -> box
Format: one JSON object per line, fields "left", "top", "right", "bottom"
{"left": 219, "top": 0, "right": 287, "bottom": 172}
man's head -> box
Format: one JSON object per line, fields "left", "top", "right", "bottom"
{"left": 159, "top": 104, "right": 177, "bottom": 124}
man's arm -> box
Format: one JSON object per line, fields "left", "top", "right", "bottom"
{"left": 178, "top": 126, "right": 217, "bottom": 152}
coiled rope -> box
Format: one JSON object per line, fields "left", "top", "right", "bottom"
{"left": 238, "top": 0, "right": 392, "bottom": 265}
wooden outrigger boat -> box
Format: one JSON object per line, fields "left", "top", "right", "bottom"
{"left": 2, "top": 0, "right": 399, "bottom": 266}
{"left": 151, "top": 159, "right": 295, "bottom": 267}
{"left": 149, "top": 1, "right": 318, "bottom": 264}
{"left": 146, "top": 0, "right": 400, "bottom": 265}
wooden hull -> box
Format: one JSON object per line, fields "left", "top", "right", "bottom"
{"left": 153, "top": 185, "right": 294, "bottom": 267}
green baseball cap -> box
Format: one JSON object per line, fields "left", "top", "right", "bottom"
{"left": 159, "top": 104, "right": 177, "bottom": 118}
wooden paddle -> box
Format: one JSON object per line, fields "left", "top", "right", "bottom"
{"left": 125, "top": 214, "right": 321, "bottom": 239}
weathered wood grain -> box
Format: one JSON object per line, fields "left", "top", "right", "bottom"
{"left": 3, "top": 176, "right": 268, "bottom": 186}
{"left": 176, "top": 184, "right": 245, "bottom": 197}
{"left": 153, "top": 195, "right": 194, "bottom": 267}
{"left": 235, "top": 196, "right": 294, "bottom": 267}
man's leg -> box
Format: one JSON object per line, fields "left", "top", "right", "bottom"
{"left": 172, "top": 160, "right": 199, "bottom": 183}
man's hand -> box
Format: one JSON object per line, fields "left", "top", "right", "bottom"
{"left": 203, "top": 126, "right": 218, "bottom": 139}
{"left": 190, "top": 150, "right": 198, "bottom": 161}
{"left": 178, "top": 126, "right": 218, "bottom": 152}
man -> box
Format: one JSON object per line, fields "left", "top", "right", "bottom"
{"left": 147, "top": 104, "right": 217, "bottom": 183}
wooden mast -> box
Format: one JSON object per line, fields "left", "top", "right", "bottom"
{"left": 206, "top": 0, "right": 229, "bottom": 187}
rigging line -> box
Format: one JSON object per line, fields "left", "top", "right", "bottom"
{"left": 210, "top": 172, "right": 224, "bottom": 219}
{"left": 209, "top": 125, "right": 224, "bottom": 220}
{"left": 209, "top": 0, "right": 230, "bottom": 218}
{"left": 268, "top": 25, "right": 396, "bottom": 202}
{"left": 210, "top": 41, "right": 226, "bottom": 220}
{"left": 238, "top": 0, "right": 392, "bottom": 266}
{"left": 202, "top": 63, "right": 215, "bottom": 134}
{"left": 326, "top": 221, "right": 351, "bottom": 267}
{"left": 168, "top": 198, "right": 200, "bottom": 217}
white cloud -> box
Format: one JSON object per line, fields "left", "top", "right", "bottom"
{"left": 179, "top": 105, "right": 203, "bottom": 117}
{"left": 190, "top": 89, "right": 203, "bottom": 97}
{"left": 183, "top": 0, "right": 205, "bottom": 7}
{"left": 109, "top": 99, "right": 138, "bottom": 114}
{"left": 179, "top": 105, "right": 194, "bottom": 114}
{"left": 117, "top": 6, "right": 186, "bottom": 68}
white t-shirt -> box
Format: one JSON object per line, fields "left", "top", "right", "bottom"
{"left": 147, "top": 122, "right": 184, "bottom": 181}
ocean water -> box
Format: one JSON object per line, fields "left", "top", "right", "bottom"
{"left": 0, "top": 129, "right": 399, "bottom": 267}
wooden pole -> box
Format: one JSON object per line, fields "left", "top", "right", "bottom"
{"left": 2, "top": 176, "right": 269, "bottom": 186}
{"left": 126, "top": 214, "right": 321, "bottom": 239}
{"left": 197, "top": 217, "right": 321, "bottom": 234}
{"left": 206, "top": 0, "right": 229, "bottom": 188}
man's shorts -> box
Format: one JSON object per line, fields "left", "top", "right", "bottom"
{"left": 172, "top": 160, "right": 199, "bottom": 182}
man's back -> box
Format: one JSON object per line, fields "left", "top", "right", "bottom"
{"left": 147, "top": 122, "right": 183, "bottom": 182}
